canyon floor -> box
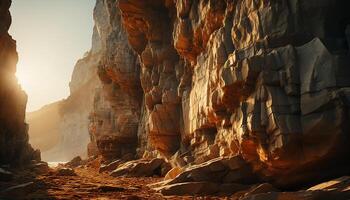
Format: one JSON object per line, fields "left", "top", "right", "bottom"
{"left": 0, "top": 162, "right": 227, "bottom": 200}
{"left": 2, "top": 157, "right": 350, "bottom": 200}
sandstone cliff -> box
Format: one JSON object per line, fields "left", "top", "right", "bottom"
{"left": 0, "top": 0, "right": 39, "bottom": 166}
{"left": 26, "top": 11, "right": 105, "bottom": 162}
{"left": 88, "top": 0, "right": 143, "bottom": 160}
{"left": 26, "top": 39, "right": 102, "bottom": 162}
{"left": 88, "top": 0, "right": 350, "bottom": 188}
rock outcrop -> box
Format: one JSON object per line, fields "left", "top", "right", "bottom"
{"left": 86, "top": 0, "right": 350, "bottom": 189}
{"left": 0, "top": 0, "right": 39, "bottom": 166}
{"left": 88, "top": 0, "right": 143, "bottom": 161}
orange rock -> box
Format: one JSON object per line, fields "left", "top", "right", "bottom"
{"left": 164, "top": 167, "right": 184, "bottom": 180}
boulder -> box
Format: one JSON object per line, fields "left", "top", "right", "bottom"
{"left": 166, "top": 156, "right": 257, "bottom": 185}
{"left": 110, "top": 158, "right": 169, "bottom": 177}
{"left": 99, "top": 159, "right": 124, "bottom": 173}
{"left": 32, "top": 162, "right": 50, "bottom": 174}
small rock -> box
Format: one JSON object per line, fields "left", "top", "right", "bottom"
{"left": 0, "top": 168, "right": 13, "bottom": 181}
{"left": 164, "top": 167, "right": 184, "bottom": 180}
{"left": 33, "top": 162, "right": 50, "bottom": 174}
{"left": 56, "top": 168, "right": 77, "bottom": 176}
{"left": 99, "top": 159, "right": 123, "bottom": 173}
{"left": 65, "top": 156, "right": 83, "bottom": 168}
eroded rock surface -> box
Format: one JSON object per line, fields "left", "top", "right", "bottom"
{"left": 88, "top": 0, "right": 143, "bottom": 161}
{"left": 112, "top": 0, "right": 350, "bottom": 188}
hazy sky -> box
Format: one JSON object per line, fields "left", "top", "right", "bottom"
{"left": 9, "top": 0, "right": 96, "bottom": 112}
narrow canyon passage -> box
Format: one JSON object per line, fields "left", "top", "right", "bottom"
{"left": 2, "top": 0, "right": 350, "bottom": 199}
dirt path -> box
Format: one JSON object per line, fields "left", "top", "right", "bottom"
{"left": 0, "top": 166, "right": 227, "bottom": 200}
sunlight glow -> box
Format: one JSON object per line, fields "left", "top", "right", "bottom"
{"left": 9, "top": 0, "right": 95, "bottom": 112}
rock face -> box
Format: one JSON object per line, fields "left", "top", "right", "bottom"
{"left": 0, "top": 0, "right": 39, "bottom": 166}
{"left": 88, "top": 0, "right": 143, "bottom": 161}
{"left": 85, "top": 0, "right": 350, "bottom": 188}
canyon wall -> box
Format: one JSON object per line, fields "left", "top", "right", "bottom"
{"left": 88, "top": 0, "right": 143, "bottom": 160}
{"left": 0, "top": 0, "right": 39, "bottom": 166}
{"left": 26, "top": 8, "right": 107, "bottom": 162}
{"left": 89, "top": 0, "right": 350, "bottom": 187}
{"left": 26, "top": 31, "right": 102, "bottom": 162}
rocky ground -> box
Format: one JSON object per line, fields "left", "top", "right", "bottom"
{"left": 0, "top": 159, "right": 227, "bottom": 200}
{"left": 1, "top": 157, "right": 350, "bottom": 200}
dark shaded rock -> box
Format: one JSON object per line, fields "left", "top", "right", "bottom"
{"left": 0, "top": 182, "right": 34, "bottom": 196}
{"left": 0, "top": 0, "right": 39, "bottom": 166}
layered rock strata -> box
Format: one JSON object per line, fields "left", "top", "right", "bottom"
{"left": 88, "top": 0, "right": 143, "bottom": 161}
{"left": 109, "top": 0, "right": 350, "bottom": 187}
{"left": 0, "top": 0, "right": 39, "bottom": 166}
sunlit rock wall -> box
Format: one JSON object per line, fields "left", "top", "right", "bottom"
{"left": 0, "top": 0, "right": 39, "bottom": 166}
{"left": 111, "top": 0, "right": 350, "bottom": 187}
{"left": 88, "top": 0, "right": 144, "bottom": 161}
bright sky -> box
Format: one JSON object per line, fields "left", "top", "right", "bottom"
{"left": 9, "top": 0, "right": 96, "bottom": 112}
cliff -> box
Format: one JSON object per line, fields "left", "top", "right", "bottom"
{"left": 88, "top": 0, "right": 350, "bottom": 189}
{"left": 0, "top": 0, "right": 39, "bottom": 166}
{"left": 26, "top": 17, "right": 105, "bottom": 162}
{"left": 26, "top": 42, "right": 101, "bottom": 162}
{"left": 88, "top": 0, "right": 143, "bottom": 161}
